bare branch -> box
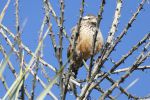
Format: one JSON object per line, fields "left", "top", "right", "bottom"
{"left": 88, "top": 0, "right": 106, "bottom": 79}
{"left": 63, "top": 0, "right": 85, "bottom": 99}
{"left": 0, "top": 0, "right": 11, "bottom": 23}
{"left": 100, "top": 50, "right": 149, "bottom": 99}
{"left": 78, "top": 0, "right": 106, "bottom": 99}
{"left": 0, "top": 24, "right": 56, "bottom": 72}
{"left": 113, "top": 66, "right": 150, "bottom": 73}
{"left": 107, "top": 0, "right": 122, "bottom": 45}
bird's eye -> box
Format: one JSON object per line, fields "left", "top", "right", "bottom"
{"left": 91, "top": 22, "right": 96, "bottom": 26}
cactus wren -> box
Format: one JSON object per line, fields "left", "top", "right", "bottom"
{"left": 67, "top": 15, "right": 104, "bottom": 78}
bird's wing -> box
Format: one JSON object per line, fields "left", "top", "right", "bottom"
{"left": 67, "top": 26, "right": 77, "bottom": 59}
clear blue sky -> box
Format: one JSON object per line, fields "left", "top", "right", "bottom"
{"left": 0, "top": 0, "right": 150, "bottom": 100}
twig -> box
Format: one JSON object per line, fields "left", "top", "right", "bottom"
{"left": 43, "top": 0, "right": 71, "bottom": 43}
{"left": 100, "top": 49, "right": 149, "bottom": 99}
{"left": 1, "top": 43, "right": 57, "bottom": 100}
{"left": 27, "top": 63, "right": 58, "bottom": 100}
{"left": 0, "top": 45, "right": 18, "bottom": 78}
{"left": 0, "top": 24, "right": 56, "bottom": 72}
{"left": 43, "top": 0, "right": 58, "bottom": 54}
{"left": 115, "top": 78, "right": 139, "bottom": 99}
{"left": 0, "top": 45, "right": 31, "bottom": 99}
{"left": 79, "top": 1, "right": 147, "bottom": 98}
{"left": 0, "top": 76, "right": 9, "bottom": 91}
{"left": 59, "top": 0, "right": 65, "bottom": 98}
{"left": 0, "top": 0, "right": 11, "bottom": 23}
{"left": 99, "top": 0, "right": 146, "bottom": 66}
{"left": 78, "top": 0, "right": 106, "bottom": 99}
{"left": 0, "top": 25, "right": 80, "bottom": 88}
{"left": 107, "top": 0, "right": 122, "bottom": 45}
{"left": 95, "top": 86, "right": 115, "bottom": 100}
{"left": 14, "top": 0, "right": 25, "bottom": 99}
{"left": 113, "top": 66, "right": 150, "bottom": 73}
{"left": 62, "top": 0, "right": 85, "bottom": 99}
{"left": 81, "top": 32, "right": 149, "bottom": 99}
{"left": 0, "top": 27, "right": 80, "bottom": 98}
{"left": 31, "top": 60, "right": 39, "bottom": 100}
{"left": 88, "top": 0, "right": 105, "bottom": 80}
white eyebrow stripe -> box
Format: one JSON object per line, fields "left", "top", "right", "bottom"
{"left": 83, "top": 16, "right": 90, "bottom": 20}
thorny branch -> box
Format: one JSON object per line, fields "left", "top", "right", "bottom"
{"left": 88, "top": 0, "right": 106, "bottom": 80}
{"left": 58, "top": 0, "right": 65, "bottom": 98}
{"left": 100, "top": 46, "right": 150, "bottom": 99}
{"left": 0, "top": 0, "right": 150, "bottom": 100}
{"left": 62, "top": 0, "right": 85, "bottom": 99}
{"left": 78, "top": 0, "right": 106, "bottom": 99}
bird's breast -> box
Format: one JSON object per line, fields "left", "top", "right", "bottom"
{"left": 76, "top": 27, "right": 103, "bottom": 60}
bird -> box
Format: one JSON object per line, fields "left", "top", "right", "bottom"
{"left": 67, "top": 14, "right": 104, "bottom": 96}
{"left": 67, "top": 14, "right": 104, "bottom": 78}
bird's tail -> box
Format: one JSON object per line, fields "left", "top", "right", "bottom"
{"left": 69, "top": 60, "right": 83, "bottom": 97}
{"left": 70, "top": 68, "right": 78, "bottom": 97}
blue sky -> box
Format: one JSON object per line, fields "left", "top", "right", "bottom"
{"left": 0, "top": 0, "right": 150, "bottom": 100}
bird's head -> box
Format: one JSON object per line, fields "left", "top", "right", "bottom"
{"left": 82, "top": 15, "right": 97, "bottom": 26}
